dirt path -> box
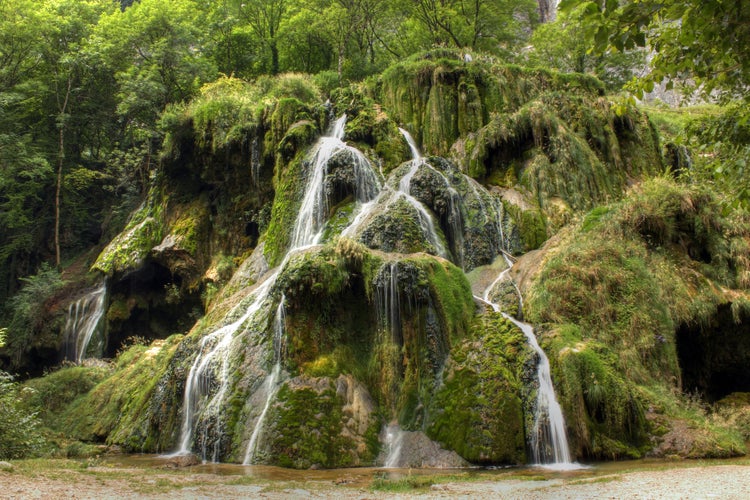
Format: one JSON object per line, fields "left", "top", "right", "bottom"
{"left": 1, "top": 461, "right": 749, "bottom": 499}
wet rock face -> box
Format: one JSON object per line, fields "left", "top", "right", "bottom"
{"left": 360, "top": 198, "right": 443, "bottom": 255}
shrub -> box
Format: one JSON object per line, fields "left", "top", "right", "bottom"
{"left": 0, "top": 371, "right": 45, "bottom": 459}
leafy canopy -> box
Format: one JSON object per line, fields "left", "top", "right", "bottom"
{"left": 560, "top": 0, "right": 750, "bottom": 101}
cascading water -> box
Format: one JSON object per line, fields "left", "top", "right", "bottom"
{"left": 176, "top": 275, "right": 276, "bottom": 460}
{"left": 243, "top": 296, "right": 286, "bottom": 464}
{"left": 174, "top": 114, "right": 382, "bottom": 462}
{"left": 383, "top": 423, "right": 405, "bottom": 468}
{"left": 478, "top": 258, "right": 580, "bottom": 469}
{"left": 291, "top": 115, "right": 381, "bottom": 248}
{"left": 63, "top": 283, "right": 107, "bottom": 364}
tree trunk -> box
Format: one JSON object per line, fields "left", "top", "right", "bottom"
{"left": 55, "top": 77, "right": 72, "bottom": 270}
{"left": 271, "top": 41, "right": 279, "bottom": 75}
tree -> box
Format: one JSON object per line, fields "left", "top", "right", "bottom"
{"left": 92, "top": 0, "right": 216, "bottom": 129}
{"left": 527, "top": 6, "right": 645, "bottom": 90}
{"left": 236, "top": 0, "right": 292, "bottom": 75}
{"left": 406, "top": 0, "right": 538, "bottom": 54}
{"left": 559, "top": 0, "right": 750, "bottom": 101}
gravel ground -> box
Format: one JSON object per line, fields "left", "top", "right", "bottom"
{"left": 1, "top": 462, "right": 749, "bottom": 499}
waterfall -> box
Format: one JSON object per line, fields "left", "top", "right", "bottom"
{"left": 243, "top": 296, "right": 286, "bottom": 464}
{"left": 63, "top": 283, "right": 107, "bottom": 364}
{"left": 383, "top": 423, "right": 405, "bottom": 468}
{"left": 291, "top": 114, "right": 381, "bottom": 248}
{"left": 479, "top": 260, "right": 580, "bottom": 469}
{"left": 176, "top": 275, "right": 277, "bottom": 460}
{"left": 174, "top": 114, "right": 382, "bottom": 462}
{"left": 395, "top": 129, "right": 448, "bottom": 258}
{"left": 376, "top": 262, "right": 401, "bottom": 343}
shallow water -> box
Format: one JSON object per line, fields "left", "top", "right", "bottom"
{"left": 105, "top": 453, "right": 750, "bottom": 488}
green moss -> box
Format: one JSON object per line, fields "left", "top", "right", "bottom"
{"left": 360, "top": 196, "right": 447, "bottom": 255}
{"left": 545, "top": 325, "right": 649, "bottom": 459}
{"left": 427, "top": 314, "right": 530, "bottom": 464}
{"left": 266, "top": 383, "right": 353, "bottom": 469}
{"left": 410, "top": 256, "right": 475, "bottom": 342}
{"left": 380, "top": 51, "right": 605, "bottom": 159}
{"left": 168, "top": 198, "right": 210, "bottom": 256}
{"left": 523, "top": 178, "right": 750, "bottom": 459}
{"left": 263, "top": 153, "right": 306, "bottom": 266}
{"left": 92, "top": 191, "right": 164, "bottom": 275}
{"left": 57, "top": 335, "right": 183, "bottom": 449}
{"left": 22, "top": 365, "right": 112, "bottom": 429}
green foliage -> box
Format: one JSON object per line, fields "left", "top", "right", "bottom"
{"left": 683, "top": 104, "right": 750, "bottom": 208}
{"left": 22, "top": 365, "right": 112, "bottom": 429}
{"left": 526, "top": 6, "right": 645, "bottom": 91}
{"left": 561, "top": 0, "right": 750, "bottom": 102}
{"left": 3, "top": 264, "right": 65, "bottom": 368}
{"left": 0, "top": 371, "right": 46, "bottom": 459}
{"left": 546, "top": 325, "right": 649, "bottom": 459}
{"left": 58, "top": 335, "right": 183, "bottom": 449}
{"left": 526, "top": 177, "right": 750, "bottom": 458}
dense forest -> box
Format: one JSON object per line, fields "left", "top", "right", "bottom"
{"left": 1, "top": 0, "right": 749, "bottom": 467}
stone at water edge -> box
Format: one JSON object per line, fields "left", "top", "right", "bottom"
{"left": 378, "top": 430, "right": 470, "bottom": 468}
{"left": 162, "top": 454, "right": 200, "bottom": 468}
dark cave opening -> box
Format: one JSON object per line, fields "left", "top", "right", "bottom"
{"left": 105, "top": 260, "right": 204, "bottom": 358}
{"left": 676, "top": 304, "right": 750, "bottom": 403}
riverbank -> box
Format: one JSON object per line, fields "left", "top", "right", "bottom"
{"left": 1, "top": 457, "right": 749, "bottom": 498}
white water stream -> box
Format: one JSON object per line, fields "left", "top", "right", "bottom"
{"left": 63, "top": 283, "right": 107, "bottom": 364}
{"left": 174, "top": 115, "right": 382, "bottom": 463}
{"left": 383, "top": 423, "right": 406, "bottom": 468}
{"left": 479, "top": 257, "right": 581, "bottom": 469}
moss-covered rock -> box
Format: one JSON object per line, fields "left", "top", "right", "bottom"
{"left": 521, "top": 178, "right": 750, "bottom": 459}
{"left": 262, "top": 376, "right": 379, "bottom": 468}
{"left": 57, "top": 335, "right": 184, "bottom": 451}
{"left": 427, "top": 313, "right": 531, "bottom": 464}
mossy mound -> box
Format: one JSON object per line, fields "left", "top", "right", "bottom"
{"left": 379, "top": 50, "right": 604, "bottom": 158}
{"left": 427, "top": 312, "right": 532, "bottom": 464}
{"left": 523, "top": 177, "right": 750, "bottom": 459}
{"left": 261, "top": 376, "right": 379, "bottom": 468}
{"left": 468, "top": 94, "right": 662, "bottom": 211}
{"left": 55, "top": 336, "right": 184, "bottom": 451}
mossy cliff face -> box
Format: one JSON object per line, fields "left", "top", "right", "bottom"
{"left": 520, "top": 178, "right": 750, "bottom": 459}
{"left": 379, "top": 50, "right": 605, "bottom": 158}
{"left": 28, "top": 54, "right": 750, "bottom": 468}
{"left": 379, "top": 51, "right": 661, "bottom": 251}
{"left": 83, "top": 76, "right": 325, "bottom": 359}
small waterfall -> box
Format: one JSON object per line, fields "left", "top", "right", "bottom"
{"left": 63, "top": 283, "right": 107, "bottom": 364}
{"left": 174, "top": 114, "right": 383, "bottom": 462}
{"left": 176, "top": 274, "right": 277, "bottom": 460}
{"left": 395, "top": 129, "right": 448, "bottom": 258}
{"left": 398, "top": 127, "right": 422, "bottom": 162}
{"left": 291, "top": 114, "right": 381, "bottom": 248}
{"left": 479, "top": 260, "right": 579, "bottom": 469}
{"left": 376, "top": 262, "right": 401, "bottom": 343}
{"left": 383, "top": 423, "right": 405, "bottom": 468}
{"left": 243, "top": 296, "right": 286, "bottom": 464}
{"left": 466, "top": 175, "right": 506, "bottom": 253}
